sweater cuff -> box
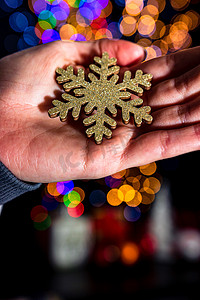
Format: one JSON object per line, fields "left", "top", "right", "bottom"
{"left": 0, "top": 162, "right": 42, "bottom": 205}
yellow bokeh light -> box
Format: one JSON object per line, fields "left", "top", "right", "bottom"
{"left": 170, "top": 0, "right": 190, "bottom": 11}
{"left": 126, "top": 190, "right": 142, "bottom": 207}
{"left": 119, "top": 184, "right": 135, "bottom": 203}
{"left": 111, "top": 169, "right": 127, "bottom": 179}
{"left": 132, "top": 176, "right": 141, "bottom": 190}
{"left": 168, "top": 21, "right": 190, "bottom": 50}
{"left": 126, "top": 0, "right": 144, "bottom": 16}
{"left": 107, "top": 188, "right": 124, "bottom": 206}
{"left": 141, "top": 4, "right": 159, "bottom": 19}
{"left": 47, "top": 182, "right": 60, "bottom": 197}
{"left": 138, "top": 15, "right": 156, "bottom": 36}
{"left": 73, "top": 187, "right": 85, "bottom": 202}
{"left": 95, "top": 28, "right": 112, "bottom": 40}
{"left": 140, "top": 187, "right": 155, "bottom": 204}
{"left": 60, "top": 24, "right": 77, "bottom": 40}
{"left": 153, "top": 39, "right": 168, "bottom": 55}
{"left": 147, "top": 0, "right": 166, "bottom": 13}
{"left": 121, "top": 242, "right": 140, "bottom": 265}
{"left": 136, "top": 37, "right": 152, "bottom": 47}
{"left": 85, "top": 29, "right": 94, "bottom": 41}
{"left": 172, "top": 13, "right": 192, "bottom": 30}
{"left": 150, "top": 20, "right": 166, "bottom": 39}
{"left": 139, "top": 162, "right": 157, "bottom": 175}
{"left": 120, "top": 15, "right": 137, "bottom": 36}
{"left": 143, "top": 177, "right": 161, "bottom": 193}
{"left": 38, "top": 20, "right": 52, "bottom": 30}
{"left": 186, "top": 10, "right": 200, "bottom": 30}
{"left": 100, "top": 0, "right": 113, "bottom": 18}
{"left": 67, "top": 0, "right": 81, "bottom": 8}
{"left": 67, "top": 10, "right": 78, "bottom": 26}
{"left": 126, "top": 176, "right": 141, "bottom": 190}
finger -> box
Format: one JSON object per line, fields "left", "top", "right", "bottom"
{"left": 151, "top": 97, "right": 200, "bottom": 129}
{"left": 131, "top": 46, "right": 200, "bottom": 84}
{"left": 120, "top": 123, "right": 200, "bottom": 169}
{"left": 146, "top": 64, "right": 200, "bottom": 108}
{"left": 60, "top": 39, "right": 146, "bottom": 66}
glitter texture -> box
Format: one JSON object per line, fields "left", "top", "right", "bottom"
{"left": 48, "top": 52, "right": 153, "bottom": 144}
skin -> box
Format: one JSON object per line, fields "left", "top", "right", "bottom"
{"left": 0, "top": 40, "right": 199, "bottom": 183}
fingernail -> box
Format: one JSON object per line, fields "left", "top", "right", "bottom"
{"left": 142, "top": 48, "right": 147, "bottom": 62}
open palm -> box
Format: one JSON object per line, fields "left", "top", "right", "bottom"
{"left": 0, "top": 40, "right": 199, "bottom": 183}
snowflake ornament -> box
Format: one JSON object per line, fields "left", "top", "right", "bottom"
{"left": 48, "top": 52, "right": 153, "bottom": 144}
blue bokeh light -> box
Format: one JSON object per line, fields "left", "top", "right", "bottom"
{"left": 4, "top": 0, "right": 23, "bottom": 9}
{"left": 89, "top": 190, "right": 107, "bottom": 207}
{"left": 124, "top": 206, "right": 141, "bottom": 222}
{"left": 23, "top": 26, "right": 40, "bottom": 46}
{"left": 9, "top": 12, "right": 28, "bottom": 32}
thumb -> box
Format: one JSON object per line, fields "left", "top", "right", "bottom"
{"left": 61, "top": 39, "right": 145, "bottom": 67}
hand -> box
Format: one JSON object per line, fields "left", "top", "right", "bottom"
{"left": 123, "top": 46, "right": 200, "bottom": 170}
{"left": 0, "top": 39, "right": 145, "bottom": 182}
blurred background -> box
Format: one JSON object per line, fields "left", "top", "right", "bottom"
{"left": 0, "top": 0, "right": 200, "bottom": 299}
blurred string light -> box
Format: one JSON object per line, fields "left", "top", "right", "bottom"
{"left": 30, "top": 161, "right": 161, "bottom": 230}
{"left": 106, "top": 162, "right": 161, "bottom": 222}
{"left": 2, "top": 0, "right": 199, "bottom": 53}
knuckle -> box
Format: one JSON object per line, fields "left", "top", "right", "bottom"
{"left": 177, "top": 104, "right": 187, "bottom": 125}
{"left": 165, "top": 52, "right": 177, "bottom": 70}
{"left": 159, "top": 130, "right": 171, "bottom": 158}
{"left": 173, "top": 73, "right": 189, "bottom": 100}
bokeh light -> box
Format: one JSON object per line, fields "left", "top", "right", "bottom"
{"left": 137, "top": 15, "right": 156, "bottom": 36}
{"left": 170, "top": 0, "right": 190, "bottom": 11}
{"left": 67, "top": 202, "right": 84, "bottom": 217}
{"left": 42, "top": 194, "right": 59, "bottom": 211}
{"left": 107, "top": 188, "right": 124, "bottom": 206}
{"left": 139, "top": 162, "right": 157, "bottom": 175}
{"left": 119, "top": 184, "right": 135, "bottom": 203}
{"left": 38, "top": 10, "right": 57, "bottom": 29}
{"left": 33, "top": 215, "right": 51, "bottom": 230}
{"left": 64, "top": 190, "right": 81, "bottom": 208}
{"left": 126, "top": 190, "right": 142, "bottom": 207}
{"left": 60, "top": 23, "right": 77, "bottom": 40}
{"left": 5, "top": 0, "right": 23, "bottom": 9}
{"left": 2, "top": 0, "right": 197, "bottom": 57}
{"left": 126, "top": 0, "right": 144, "bottom": 16}
{"left": 56, "top": 180, "right": 74, "bottom": 195}
{"left": 124, "top": 206, "right": 141, "bottom": 222}
{"left": 47, "top": 182, "right": 61, "bottom": 197}
{"left": 73, "top": 187, "right": 85, "bottom": 202}
{"left": 121, "top": 242, "right": 140, "bottom": 264}
{"left": 89, "top": 190, "right": 107, "bottom": 207}
{"left": 30, "top": 205, "right": 48, "bottom": 222}
{"left": 119, "top": 15, "right": 137, "bottom": 36}
{"left": 105, "top": 175, "right": 122, "bottom": 188}
{"left": 9, "top": 12, "right": 28, "bottom": 32}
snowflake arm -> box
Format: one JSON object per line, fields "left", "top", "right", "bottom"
{"left": 48, "top": 94, "right": 88, "bottom": 121}
{"left": 89, "top": 52, "right": 120, "bottom": 80}
{"left": 117, "top": 70, "right": 153, "bottom": 96}
{"left": 56, "top": 66, "right": 89, "bottom": 90}
{"left": 83, "top": 109, "right": 117, "bottom": 144}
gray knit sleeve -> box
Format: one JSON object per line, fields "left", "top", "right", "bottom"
{"left": 0, "top": 161, "right": 41, "bottom": 205}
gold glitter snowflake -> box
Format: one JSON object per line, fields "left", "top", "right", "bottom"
{"left": 48, "top": 52, "right": 153, "bottom": 144}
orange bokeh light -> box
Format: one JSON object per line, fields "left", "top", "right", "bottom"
{"left": 121, "top": 242, "right": 140, "bottom": 264}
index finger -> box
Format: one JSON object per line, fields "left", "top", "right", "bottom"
{"left": 131, "top": 46, "right": 200, "bottom": 85}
